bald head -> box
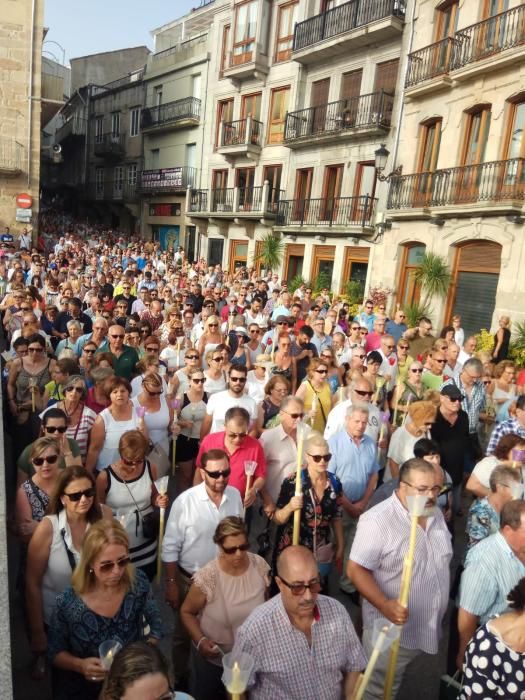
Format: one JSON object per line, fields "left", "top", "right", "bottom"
{"left": 276, "top": 545, "right": 317, "bottom": 580}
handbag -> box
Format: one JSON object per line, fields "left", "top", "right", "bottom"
{"left": 122, "top": 461, "right": 160, "bottom": 541}
{"left": 439, "top": 672, "right": 463, "bottom": 700}
{"left": 148, "top": 441, "right": 170, "bottom": 477}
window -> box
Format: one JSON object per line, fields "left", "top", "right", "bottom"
{"left": 434, "top": 1, "right": 459, "bottom": 40}
{"left": 229, "top": 240, "right": 249, "bottom": 273}
{"left": 95, "top": 117, "right": 103, "bottom": 144}
{"left": 275, "top": 1, "right": 298, "bottom": 62}
{"left": 130, "top": 107, "right": 140, "bottom": 137}
{"left": 111, "top": 112, "right": 120, "bottom": 138}
{"left": 212, "top": 169, "right": 229, "bottom": 190}
{"left": 340, "top": 246, "right": 370, "bottom": 294}
{"left": 212, "top": 169, "right": 229, "bottom": 209}
{"left": 502, "top": 100, "right": 525, "bottom": 190}
{"left": 241, "top": 92, "right": 262, "bottom": 120}
{"left": 236, "top": 167, "right": 255, "bottom": 209}
{"left": 461, "top": 106, "right": 491, "bottom": 166}
{"left": 154, "top": 86, "right": 163, "bottom": 106}
{"left": 482, "top": 0, "right": 508, "bottom": 19}
{"left": 310, "top": 78, "right": 330, "bottom": 133}
{"left": 320, "top": 165, "right": 343, "bottom": 221}
{"left": 127, "top": 164, "right": 137, "bottom": 186}
{"left": 397, "top": 243, "right": 426, "bottom": 306}
{"left": 353, "top": 162, "right": 377, "bottom": 221}
{"left": 220, "top": 24, "right": 231, "bottom": 76}
{"left": 283, "top": 244, "right": 304, "bottom": 282}
{"left": 374, "top": 59, "right": 399, "bottom": 95}
{"left": 310, "top": 245, "right": 335, "bottom": 289}
{"left": 150, "top": 148, "right": 160, "bottom": 170}
{"left": 264, "top": 164, "right": 283, "bottom": 210}
{"left": 293, "top": 167, "right": 313, "bottom": 220}
{"left": 268, "top": 86, "right": 290, "bottom": 144}
{"left": 208, "top": 238, "right": 224, "bottom": 266}
{"left": 216, "top": 98, "right": 234, "bottom": 147}
{"left": 114, "top": 166, "right": 124, "bottom": 198}
{"left": 95, "top": 167, "right": 104, "bottom": 199}
{"left": 186, "top": 144, "right": 196, "bottom": 185}
{"left": 233, "top": 0, "right": 257, "bottom": 65}
{"left": 414, "top": 119, "right": 442, "bottom": 204}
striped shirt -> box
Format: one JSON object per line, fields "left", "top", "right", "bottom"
{"left": 350, "top": 492, "right": 452, "bottom": 654}
{"left": 233, "top": 594, "right": 366, "bottom": 700}
{"left": 442, "top": 376, "right": 486, "bottom": 433}
{"left": 459, "top": 531, "right": 525, "bottom": 624}
{"left": 486, "top": 417, "right": 525, "bottom": 455}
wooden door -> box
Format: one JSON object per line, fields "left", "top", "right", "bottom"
{"left": 320, "top": 165, "right": 343, "bottom": 221}
{"left": 456, "top": 107, "right": 491, "bottom": 202}
{"left": 293, "top": 168, "right": 313, "bottom": 221}
{"left": 340, "top": 69, "right": 362, "bottom": 126}
{"left": 236, "top": 167, "right": 255, "bottom": 209}
{"left": 414, "top": 120, "right": 442, "bottom": 206}
{"left": 397, "top": 244, "right": 426, "bottom": 306}
{"left": 310, "top": 78, "right": 330, "bottom": 134}
{"left": 501, "top": 101, "right": 525, "bottom": 196}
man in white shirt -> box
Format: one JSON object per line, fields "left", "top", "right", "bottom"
{"left": 324, "top": 377, "right": 381, "bottom": 443}
{"left": 458, "top": 335, "right": 477, "bottom": 367}
{"left": 244, "top": 296, "right": 268, "bottom": 327}
{"left": 162, "top": 448, "right": 243, "bottom": 689}
{"left": 377, "top": 334, "right": 398, "bottom": 387}
{"left": 444, "top": 341, "right": 462, "bottom": 381}
{"left": 201, "top": 365, "right": 257, "bottom": 437}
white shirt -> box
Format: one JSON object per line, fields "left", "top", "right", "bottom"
{"left": 246, "top": 371, "right": 267, "bottom": 404}
{"left": 206, "top": 390, "right": 258, "bottom": 433}
{"left": 378, "top": 350, "right": 398, "bottom": 385}
{"left": 324, "top": 399, "right": 381, "bottom": 443}
{"left": 259, "top": 424, "right": 310, "bottom": 502}
{"left": 444, "top": 361, "right": 462, "bottom": 381}
{"left": 162, "top": 482, "right": 243, "bottom": 573}
{"left": 458, "top": 349, "right": 473, "bottom": 366}
{"left": 245, "top": 311, "right": 268, "bottom": 328}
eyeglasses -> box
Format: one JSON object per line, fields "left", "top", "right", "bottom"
{"left": 230, "top": 377, "right": 246, "bottom": 383}
{"left": 145, "top": 346, "right": 159, "bottom": 352}
{"left": 28, "top": 347, "right": 43, "bottom": 353}
{"left": 192, "top": 378, "right": 206, "bottom": 384}
{"left": 447, "top": 396, "right": 462, "bottom": 403}
{"left": 401, "top": 481, "right": 441, "bottom": 496}
{"left": 228, "top": 431, "right": 247, "bottom": 440}
{"left": 434, "top": 359, "right": 446, "bottom": 364}
{"left": 278, "top": 576, "right": 322, "bottom": 596}
{"left": 204, "top": 467, "right": 231, "bottom": 479}
{"left": 65, "top": 386, "right": 84, "bottom": 394}
{"left": 110, "top": 334, "right": 125, "bottom": 339}
{"left": 283, "top": 411, "right": 304, "bottom": 420}
{"left": 222, "top": 542, "right": 250, "bottom": 554}
{"left": 410, "top": 368, "right": 423, "bottom": 373}
{"left": 186, "top": 354, "right": 199, "bottom": 360}
{"left": 122, "top": 456, "right": 144, "bottom": 466}
{"left": 211, "top": 357, "right": 222, "bottom": 363}
{"left": 250, "top": 329, "right": 260, "bottom": 334}
{"left": 308, "top": 453, "right": 332, "bottom": 463}
{"left": 45, "top": 425, "right": 67, "bottom": 434}
{"left": 64, "top": 487, "right": 96, "bottom": 502}
{"left": 208, "top": 323, "right": 218, "bottom": 327}
{"left": 33, "top": 454, "right": 59, "bottom": 466}
{"left": 360, "top": 330, "right": 368, "bottom": 335}
{"left": 354, "top": 389, "right": 373, "bottom": 397}
{"left": 97, "top": 556, "right": 131, "bottom": 573}
{"left": 315, "top": 369, "right": 328, "bottom": 375}
{"left": 398, "top": 345, "right": 409, "bottom": 350}
{"left": 84, "top": 348, "right": 95, "bottom": 354}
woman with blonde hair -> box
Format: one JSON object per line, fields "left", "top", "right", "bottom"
{"left": 387, "top": 400, "right": 437, "bottom": 479}
{"left": 48, "top": 520, "right": 162, "bottom": 700}
{"left": 203, "top": 346, "right": 228, "bottom": 396}
{"left": 493, "top": 314, "right": 511, "bottom": 362}
{"left": 295, "top": 357, "right": 333, "bottom": 433}
{"left": 132, "top": 373, "right": 173, "bottom": 462}
{"left": 197, "top": 315, "right": 223, "bottom": 362}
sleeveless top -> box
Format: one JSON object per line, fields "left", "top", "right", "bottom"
{"left": 104, "top": 461, "right": 156, "bottom": 568}
{"left": 494, "top": 327, "right": 511, "bottom": 362}
{"left": 42, "top": 510, "right": 84, "bottom": 624}
{"left": 231, "top": 351, "right": 247, "bottom": 367}
{"left": 21, "top": 478, "right": 49, "bottom": 522}
{"left": 96, "top": 407, "right": 141, "bottom": 472}
{"left": 204, "top": 370, "right": 227, "bottom": 396}
{"left": 16, "top": 359, "right": 51, "bottom": 404}
{"left": 303, "top": 380, "right": 332, "bottom": 433}
{"left": 179, "top": 392, "right": 208, "bottom": 439}
{"left": 131, "top": 394, "right": 171, "bottom": 454}
{"left": 271, "top": 364, "right": 292, "bottom": 382}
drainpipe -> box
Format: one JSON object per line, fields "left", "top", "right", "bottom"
{"left": 27, "top": 0, "right": 37, "bottom": 187}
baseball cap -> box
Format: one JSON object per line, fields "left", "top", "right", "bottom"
{"left": 441, "top": 385, "right": 464, "bottom": 401}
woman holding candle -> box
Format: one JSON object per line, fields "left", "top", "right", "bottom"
{"left": 390, "top": 361, "right": 426, "bottom": 427}
{"left": 273, "top": 432, "right": 343, "bottom": 590}
{"left": 256, "top": 375, "right": 291, "bottom": 432}
{"left": 47, "top": 376, "right": 97, "bottom": 463}
{"left": 131, "top": 373, "right": 173, "bottom": 461}
{"left": 319, "top": 347, "right": 341, "bottom": 394}
{"left": 159, "top": 330, "right": 185, "bottom": 374}
{"left": 295, "top": 358, "right": 333, "bottom": 433}
{"left": 85, "top": 377, "right": 148, "bottom": 473}
{"left": 180, "top": 517, "right": 269, "bottom": 700}
{"left": 203, "top": 347, "right": 228, "bottom": 396}
{"left": 167, "top": 347, "right": 202, "bottom": 397}
{"left": 96, "top": 430, "right": 168, "bottom": 581}
{"left": 48, "top": 520, "right": 162, "bottom": 700}
{"left": 387, "top": 400, "right": 437, "bottom": 479}
{"left": 174, "top": 367, "right": 208, "bottom": 492}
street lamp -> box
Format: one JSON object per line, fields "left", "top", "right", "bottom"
{"left": 374, "top": 144, "right": 402, "bottom": 181}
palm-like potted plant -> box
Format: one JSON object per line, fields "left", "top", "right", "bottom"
{"left": 254, "top": 233, "right": 285, "bottom": 276}
{"left": 413, "top": 252, "right": 451, "bottom": 308}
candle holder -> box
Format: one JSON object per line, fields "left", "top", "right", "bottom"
{"left": 99, "top": 639, "right": 122, "bottom": 670}
{"left": 155, "top": 475, "right": 170, "bottom": 582}
{"left": 222, "top": 651, "right": 255, "bottom": 700}
{"left": 243, "top": 460, "right": 257, "bottom": 516}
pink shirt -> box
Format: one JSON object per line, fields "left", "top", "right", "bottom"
{"left": 196, "top": 432, "right": 266, "bottom": 495}
{"left": 365, "top": 331, "right": 383, "bottom": 353}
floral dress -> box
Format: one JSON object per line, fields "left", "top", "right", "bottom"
{"left": 465, "top": 497, "right": 499, "bottom": 553}
{"left": 275, "top": 469, "right": 342, "bottom": 559}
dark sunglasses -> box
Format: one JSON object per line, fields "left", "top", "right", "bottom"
{"left": 228, "top": 431, "right": 247, "bottom": 440}
{"left": 222, "top": 542, "right": 250, "bottom": 554}
{"left": 211, "top": 357, "right": 222, "bottom": 362}
{"left": 98, "top": 556, "right": 130, "bottom": 573}
{"left": 45, "top": 425, "right": 67, "bottom": 434}
{"left": 411, "top": 368, "right": 423, "bottom": 373}
{"left": 308, "top": 453, "right": 332, "bottom": 463}
{"left": 28, "top": 347, "right": 43, "bottom": 353}
{"left": 204, "top": 467, "right": 231, "bottom": 479}
{"left": 278, "top": 576, "right": 322, "bottom": 596}
{"left": 145, "top": 388, "right": 162, "bottom": 396}
{"left": 64, "top": 487, "right": 96, "bottom": 502}
{"left": 83, "top": 348, "right": 96, "bottom": 354}
{"left": 230, "top": 377, "right": 246, "bottom": 383}
{"left": 65, "top": 386, "right": 84, "bottom": 393}
{"left": 110, "top": 334, "right": 125, "bottom": 339}
{"left": 121, "top": 457, "right": 144, "bottom": 466}
{"left": 145, "top": 346, "right": 159, "bottom": 352}
{"left": 284, "top": 411, "right": 304, "bottom": 419}
{"left": 186, "top": 354, "right": 199, "bottom": 360}
{"left": 33, "top": 454, "right": 59, "bottom": 466}
{"left": 192, "top": 378, "right": 206, "bottom": 384}
{"left": 354, "top": 389, "right": 373, "bottom": 397}
{"left": 315, "top": 369, "right": 328, "bottom": 375}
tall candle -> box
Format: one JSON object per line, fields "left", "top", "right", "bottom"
{"left": 292, "top": 425, "right": 304, "bottom": 545}
{"left": 230, "top": 661, "right": 243, "bottom": 700}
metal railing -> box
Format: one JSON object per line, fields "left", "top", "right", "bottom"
{"left": 189, "top": 186, "right": 285, "bottom": 214}
{"left": 56, "top": 115, "right": 87, "bottom": 141}
{"left": 220, "top": 118, "right": 263, "bottom": 147}
{"left": 0, "top": 139, "right": 23, "bottom": 172}
{"left": 284, "top": 91, "right": 394, "bottom": 142}
{"left": 387, "top": 158, "right": 525, "bottom": 209}
{"left": 91, "top": 179, "right": 137, "bottom": 201}
{"left": 152, "top": 33, "right": 208, "bottom": 61}
{"left": 238, "top": 186, "right": 263, "bottom": 211}
{"left": 293, "top": 0, "right": 405, "bottom": 52}
{"left": 137, "top": 166, "right": 197, "bottom": 193}
{"left": 406, "top": 4, "right": 525, "bottom": 86}
{"left": 140, "top": 97, "right": 201, "bottom": 130}
{"left": 189, "top": 189, "right": 208, "bottom": 213}
{"left": 276, "top": 196, "right": 377, "bottom": 227}
{"left": 93, "top": 132, "right": 124, "bottom": 157}
{"left": 211, "top": 188, "right": 235, "bottom": 212}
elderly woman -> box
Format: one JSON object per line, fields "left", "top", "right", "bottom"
{"left": 85, "top": 376, "right": 148, "bottom": 473}
{"left": 390, "top": 360, "right": 426, "bottom": 427}
{"left": 466, "top": 432, "right": 525, "bottom": 498}
{"left": 295, "top": 357, "right": 333, "bottom": 433}
{"left": 273, "top": 431, "right": 343, "bottom": 588}
{"left": 48, "top": 520, "right": 162, "bottom": 700}
{"left": 26, "top": 467, "right": 110, "bottom": 676}
{"left": 96, "top": 430, "right": 169, "bottom": 581}
{"left": 101, "top": 642, "right": 171, "bottom": 700}
{"left": 131, "top": 372, "right": 173, "bottom": 470}
{"left": 256, "top": 375, "right": 291, "bottom": 432}
{"left": 55, "top": 320, "right": 83, "bottom": 357}
{"left": 180, "top": 517, "right": 269, "bottom": 700}
{"left": 387, "top": 400, "right": 437, "bottom": 479}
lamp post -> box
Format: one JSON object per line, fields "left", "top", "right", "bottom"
{"left": 374, "top": 144, "right": 403, "bottom": 182}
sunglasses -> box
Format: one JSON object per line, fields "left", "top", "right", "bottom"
{"left": 145, "top": 388, "right": 162, "bottom": 396}
{"left": 64, "top": 487, "right": 96, "bottom": 502}
{"left": 308, "top": 453, "right": 332, "bottom": 463}
{"left": 33, "top": 454, "right": 59, "bottom": 466}
{"left": 65, "top": 386, "right": 84, "bottom": 393}
{"left": 354, "top": 355, "right": 366, "bottom": 359}
{"left": 278, "top": 576, "right": 322, "bottom": 596}
{"left": 121, "top": 456, "right": 144, "bottom": 466}
{"left": 204, "top": 467, "right": 231, "bottom": 479}
{"left": 110, "top": 334, "right": 125, "bottom": 339}
{"left": 84, "top": 348, "right": 96, "bottom": 354}
{"left": 351, "top": 326, "right": 360, "bottom": 331}
{"left": 354, "top": 389, "right": 373, "bottom": 397}
{"left": 447, "top": 396, "right": 462, "bottom": 402}
{"left": 222, "top": 542, "right": 250, "bottom": 554}
{"left": 360, "top": 330, "right": 368, "bottom": 335}
{"left": 28, "top": 347, "right": 43, "bottom": 353}
{"left": 97, "top": 556, "right": 131, "bottom": 573}
{"left": 315, "top": 369, "right": 328, "bottom": 375}
{"left": 230, "top": 377, "right": 246, "bottom": 383}
{"left": 211, "top": 356, "right": 222, "bottom": 362}
{"left": 145, "top": 346, "right": 159, "bottom": 352}
{"left": 186, "top": 354, "right": 199, "bottom": 360}
{"left": 208, "top": 323, "right": 218, "bottom": 327}
{"left": 410, "top": 368, "right": 423, "bottom": 373}
{"left": 398, "top": 345, "right": 409, "bottom": 350}
{"left": 434, "top": 359, "right": 446, "bottom": 364}
{"left": 45, "top": 425, "right": 67, "bottom": 434}
{"left": 228, "top": 431, "right": 247, "bottom": 440}
{"left": 192, "top": 378, "right": 206, "bottom": 384}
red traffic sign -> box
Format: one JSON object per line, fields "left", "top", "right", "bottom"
{"left": 16, "top": 193, "right": 33, "bottom": 209}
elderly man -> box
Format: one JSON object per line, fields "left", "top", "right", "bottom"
{"left": 195, "top": 407, "right": 266, "bottom": 507}
{"left": 457, "top": 500, "right": 525, "bottom": 668}
{"left": 98, "top": 324, "right": 138, "bottom": 380}
{"left": 163, "top": 448, "right": 243, "bottom": 690}
{"left": 77, "top": 317, "right": 108, "bottom": 353}
{"left": 349, "top": 458, "right": 452, "bottom": 699}
{"left": 328, "top": 404, "right": 380, "bottom": 598}
{"left": 487, "top": 394, "right": 525, "bottom": 454}
{"left": 324, "top": 377, "right": 381, "bottom": 442}
{"left": 233, "top": 545, "right": 365, "bottom": 699}
{"left": 377, "top": 333, "right": 398, "bottom": 384}
{"left": 311, "top": 317, "right": 332, "bottom": 354}
{"left": 365, "top": 317, "right": 386, "bottom": 353}
{"left": 385, "top": 308, "right": 407, "bottom": 342}
{"left": 444, "top": 341, "right": 462, "bottom": 381}
{"left": 200, "top": 365, "right": 257, "bottom": 437}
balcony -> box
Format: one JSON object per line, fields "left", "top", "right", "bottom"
{"left": 284, "top": 91, "right": 394, "bottom": 148}
{"left": 188, "top": 183, "right": 283, "bottom": 221}
{"left": 91, "top": 180, "right": 138, "bottom": 202}
{"left": 405, "top": 5, "right": 525, "bottom": 96}
{"left": 0, "top": 139, "right": 23, "bottom": 177}
{"left": 387, "top": 158, "right": 525, "bottom": 219}
{"left": 56, "top": 115, "right": 87, "bottom": 143}
{"left": 275, "top": 196, "right": 377, "bottom": 234}
{"left": 137, "top": 167, "right": 198, "bottom": 195}
{"left": 292, "top": 0, "right": 405, "bottom": 65}
{"left": 217, "top": 118, "right": 263, "bottom": 160}
{"left": 141, "top": 97, "right": 201, "bottom": 133}
{"left": 222, "top": 44, "right": 269, "bottom": 84}
{"left": 149, "top": 34, "right": 209, "bottom": 78}
{"left": 94, "top": 133, "right": 124, "bottom": 160}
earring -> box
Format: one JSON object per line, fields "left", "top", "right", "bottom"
{"left": 89, "top": 568, "right": 94, "bottom": 573}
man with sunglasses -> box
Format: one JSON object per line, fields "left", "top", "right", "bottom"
{"left": 99, "top": 324, "right": 139, "bottom": 380}
{"left": 385, "top": 308, "right": 407, "bottom": 343}
{"left": 328, "top": 404, "right": 380, "bottom": 599}
{"left": 200, "top": 366, "right": 257, "bottom": 438}
{"left": 354, "top": 299, "right": 376, "bottom": 333}
{"left": 233, "top": 545, "right": 365, "bottom": 699}
{"left": 162, "top": 448, "right": 243, "bottom": 690}
{"left": 349, "top": 459, "right": 452, "bottom": 699}
{"left": 324, "top": 377, "right": 381, "bottom": 443}
{"left": 422, "top": 348, "right": 447, "bottom": 391}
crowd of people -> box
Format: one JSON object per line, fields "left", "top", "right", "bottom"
{"left": 1, "top": 227, "right": 525, "bottom": 699}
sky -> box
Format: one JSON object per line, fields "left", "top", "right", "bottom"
{"left": 43, "top": 0, "right": 198, "bottom": 64}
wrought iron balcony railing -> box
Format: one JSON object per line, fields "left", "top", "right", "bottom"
{"left": 387, "top": 158, "right": 525, "bottom": 209}
{"left": 93, "top": 133, "right": 124, "bottom": 158}
{"left": 293, "top": 0, "right": 405, "bottom": 52}
{"left": 276, "top": 196, "right": 377, "bottom": 227}
{"left": 189, "top": 186, "right": 285, "bottom": 215}
{"left": 284, "top": 91, "right": 394, "bottom": 142}
{"left": 140, "top": 97, "right": 201, "bottom": 130}
{"left": 220, "top": 118, "right": 263, "bottom": 148}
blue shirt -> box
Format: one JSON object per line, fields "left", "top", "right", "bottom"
{"left": 354, "top": 311, "right": 376, "bottom": 332}
{"left": 328, "top": 431, "right": 379, "bottom": 502}
{"left": 385, "top": 320, "right": 407, "bottom": 342}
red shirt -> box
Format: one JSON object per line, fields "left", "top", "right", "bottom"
{"left": 196, "top": 431, "right": 266, "bottom": 496}
{"left": 365, "top": 331, "right": 383, "bottom": 353}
